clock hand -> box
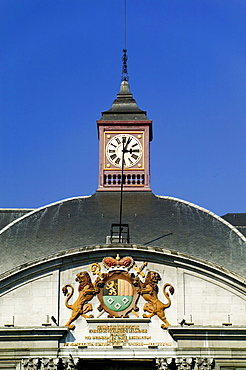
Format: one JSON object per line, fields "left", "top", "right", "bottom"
{"left": 122, "top": 136, "right": 132, "bottom": 153}
{"left": 126, "top": 148, "right": 134, "bottom": 154}
{"left": 123, "top": 145, "right": 132, "bottom": 154}
{"left": 122, "top": 137, "right": 129, "bottom": 153}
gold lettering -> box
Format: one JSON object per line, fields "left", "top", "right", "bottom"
{"left": 64, "top": 340, "right": 172, "bottom": 348}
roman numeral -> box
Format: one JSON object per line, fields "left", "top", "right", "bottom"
{"left": 110, "top": 143, "right": 117, "bottom": 148}
{"left": 128, "top": 158, "right": 133, "bottom": 165}
{"left": 126, "top": 137, "right": 132, "bottom": 145}
{"left": 110, "top": 154, "right": 117, "bottom": 160}
{"left": 115, "top": 157, "right": 120, "bottom": 165}
{"left": 115, "top": 137, "right": 121, "bottom": 144}
{"left": 131, "top": 154, "right": 139, "bottom": 160}
{"left": 109, "top": 149, "right": 115, "bottom": 153}
{"left": 132, "top": 143, "right": 138, "bottom": 148}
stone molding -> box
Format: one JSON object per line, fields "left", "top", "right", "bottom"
{"left": 156, "top": 358, "right": 173, "bottom": 370}
{"left": 168, "top": 326, "right": 246, "bottom": 341}
{"left": 22, "top": 358, "right": 60, "bottom": 370}
{"left": 176, "top": 358, "right": 193, "bottom": 370}
{"left": 22, "top": 358, "right": 81, "bottom": 370}
{"left": 0, "top": 327, "right": 68, "bottom": 341}
{"left": 156, "top": 358, "right": 214, "bottom": 370}
{"left": 21, "top": 357, "right": 214, "bottom": 370}
{"left": 194, "top": 358, "right": 214, "bottom": 370}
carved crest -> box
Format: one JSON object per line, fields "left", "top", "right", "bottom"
{"left": 103, "top": 255, "right": 134, "bottom": 270}
{"left": 97, "top": 270, "right": 139, "bottom": 317}
{"left": 90, "top": 254, "right": 141, "bottom": 318}
{"left": 62, "top": 271, "right": 98, "bottom": 330}
{"left": 62, "top": 254, "right": 174, "bottom": 329}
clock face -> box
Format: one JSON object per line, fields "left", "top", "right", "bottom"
{"left": 106, "top": 133, "right": 143, "bottom": 168}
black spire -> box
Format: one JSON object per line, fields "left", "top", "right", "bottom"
{"left": 121, "top": 49, "right": 129, "bottom": 82}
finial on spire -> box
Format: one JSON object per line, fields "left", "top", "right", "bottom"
{"left": 121, "top": 48, "right": 129, "bottom": 82}
{"left": 121, "top": 1, "right": 129, "bottom": 82}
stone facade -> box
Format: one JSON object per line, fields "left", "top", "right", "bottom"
{"left": 1, "top": 81, "right": 246, "bottom": 369}
{"left": 1, "top": 241, "right": 246, "bottom": 369}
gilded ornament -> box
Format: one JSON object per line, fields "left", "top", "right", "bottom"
{"left": 62, "top": 271, "right": 99, "bottom": 330}
{"left": 62, "top": 254, "right": 174, "bottom": 329}
{"left": 139, "top": 271, "right": 174, "bottom": 329}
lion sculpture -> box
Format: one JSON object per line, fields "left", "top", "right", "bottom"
{"left": 62, "top": 271, "right": 98, "bottom": 330}
{"left": 140, "top": 271, "right": 174, "bottom": 329}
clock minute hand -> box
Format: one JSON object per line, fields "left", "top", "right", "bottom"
{"left": 122, "top": 139, "right": 129, "bottom": 153}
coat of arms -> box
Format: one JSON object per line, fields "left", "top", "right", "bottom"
{"left": 62, "top": 254, "right": 174, "bottom": 330}
{"left": 96, "top": 255, "right": 139, "bottom": 317}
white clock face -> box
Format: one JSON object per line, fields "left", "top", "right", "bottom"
{"left": 106, "top": 134, "right": 143, "bottom": 168}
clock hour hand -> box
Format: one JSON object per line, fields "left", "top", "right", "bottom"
{"left": 126, "top": 148, "right": 138, "bottom": 154}
{"left": 122, "top": 136, "right": 133, "bottom": 153}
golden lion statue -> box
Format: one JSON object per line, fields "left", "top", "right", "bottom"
{"left": 140, "top": 271, "right": 174, "bottom": 329}
{"left": 62, "top": 271, "right": 97, "bottom": 330}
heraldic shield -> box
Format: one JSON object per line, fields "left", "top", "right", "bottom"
{"left": 97, "top": 271, "right": 139, "bottom": 318}
{"left": 62, "top": 254, "right": 174, "bottom": 328}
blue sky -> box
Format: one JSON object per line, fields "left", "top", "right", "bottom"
{"left": 1, "top": 0, "right": 246, "bottom": 216}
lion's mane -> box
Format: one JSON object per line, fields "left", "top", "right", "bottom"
{"left": 76, "top": 272, "right": 93, "bottom": 291}
{"left": 142, "top": 271, "right": 160, "bottom": 292}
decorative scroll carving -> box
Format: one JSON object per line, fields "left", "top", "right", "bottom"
{"left": 22, "top": 358, "right": 40, "bottom": 370}
{"left": 90, "top": 262, "right": 104, "bottom": 278}
{"left": 194, "top": 358, "right": 214, "bottom": 370}
{"left": 140, "top": 271, "right": 174, "bottom": 329}
{"left": 22, "top": 357, "right": 215, "bottom": 370}
{"left": 22, "top": 358, "right": 59, "bottom": 370}
{"left": 41, "top": 358, "right": 59, "bottom": 370}
{"left": 63, "top": 357, "right": 77, "bottom": 370}
{"left": 155, "top": 357, "right": 172, "bottom": 370}
{"left": 176, "top": 358, "right": 193, "bottom": 370}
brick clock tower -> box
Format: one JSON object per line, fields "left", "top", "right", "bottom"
{"left": 97, "top": 80, "right": 152, "bottom": 191}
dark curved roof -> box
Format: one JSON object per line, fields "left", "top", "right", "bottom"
{"left": 1, "top": 244, "right": 245, "bottom": 296}
{"left": 0, "top": 191, "right": 245, "bottom": 278}
{"left": 97, "top": 81, "right": 151, "bottom": 122}
{"left": 0, "top": 209, "right": 33, "bottom": 230}
{"left": 222, "top": 213, "right": 246, "bottom": 226}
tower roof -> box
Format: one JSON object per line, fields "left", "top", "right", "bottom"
{"left": 98, "top": 81, "right": 151, "bottom": 122}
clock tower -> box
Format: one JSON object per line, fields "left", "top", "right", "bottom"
{"left": 97, "top": 80, "right": 152, "bottom": 191}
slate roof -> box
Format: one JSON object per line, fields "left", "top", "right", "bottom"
{"left": 98, "top": 81, "right": 150, "bottom": 121}
{"left": 222, "top": 213, "right": 246, "bottom": 226}
{"left": 97, "top": 82, "right": 153, "bottom": 142}
{"left": 0, "top": 209, "right": 33, "bottom": 230}
{"left": 0, "top": 192, "right": 245, "bottom": 278}
{"left": 221, "top": 214, "right": 246, "bottom": 237}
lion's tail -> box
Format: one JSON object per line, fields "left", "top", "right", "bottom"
{"left": 62, "top": 284, "right": 74, "bottom": 309}
{"left": 162, "top": 283, "right": 174, "bottom": 308}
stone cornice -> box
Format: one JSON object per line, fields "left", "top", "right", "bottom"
{"left": 168, "top": 326, "right": 246, "bottom": 341}
{"left": 0, "top": 326, "right": 68, "bottom": 341}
